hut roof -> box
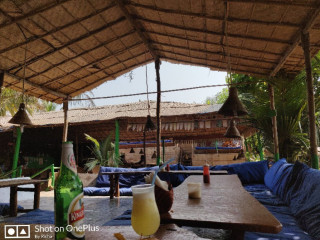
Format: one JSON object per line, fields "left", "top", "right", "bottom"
{"left": 0, "top": 0, "right": 320, "bottom": 103}
{"left": 0, "top": 101, "right": 222, "bottom": 131}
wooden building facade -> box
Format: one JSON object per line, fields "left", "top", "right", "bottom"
{"left": 0, "top": 101, "right": 255, "bottom": 173}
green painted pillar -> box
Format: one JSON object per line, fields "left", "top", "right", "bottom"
{"left": 51, "top": 164, "right": 55, "bottom": 187}
{"left": 115, "top": 120, "right": 120, "bottom": 167}
{"left": 244, "top": 138, "right": 248, "bottom": 152}
{"left": 12, "top": 126, "right": 22, "bottom": 178}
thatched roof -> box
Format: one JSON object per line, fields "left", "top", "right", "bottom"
{"left": 0, "top": 101, "right": 222, "bottom": 130}
{"left": 1, "top": 0, "right": 320, "bottom": 103}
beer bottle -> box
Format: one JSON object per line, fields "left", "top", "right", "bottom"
{"left": 55, "top": 142, "right": 85, "bottom": 240}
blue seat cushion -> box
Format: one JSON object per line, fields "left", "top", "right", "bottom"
{"left": 285, "top": 161, "right": 320, "bottom": 239}
{"left": 0, "top": 203, "right": 24, "bottom": 216}
{"left": 96, "top": 166, "right": 158, "bottom": 188}
{"left": 244, "top": 184, "right": 313, "bottom": 240}
{"left": 264, "top": 159, "right": 291, "bottom": 194}
{"left": 244, "top": 184, "right": 287, "bottom": 206}
{"left": 214, "top": 160, "right": 269, "bottom": 184}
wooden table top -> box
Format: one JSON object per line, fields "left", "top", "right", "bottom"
{"left": 161, "top": 175, "right": 282, "bottom": 234}
{"left": 0, "top": 224, "right": 209, "bottom": 240}
{"left": 0, "top": 179, "right": 47, "bottom": 188}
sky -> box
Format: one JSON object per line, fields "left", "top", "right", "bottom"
{"left": 86, "top": 61, "right": 228, "bottom": 107}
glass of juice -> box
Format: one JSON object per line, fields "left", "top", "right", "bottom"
{"left": 131, "top": 184, "right": 160, "bottom": 238}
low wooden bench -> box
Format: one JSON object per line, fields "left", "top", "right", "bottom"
{"left": 0, "top": 179, "right": 47, "bottom": 217}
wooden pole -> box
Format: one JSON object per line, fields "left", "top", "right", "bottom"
{"left": 115, "top": 119, "right": 120, "bottom": 167}
{"left": 268, "top": 84, "right": 280, "bottom": 161}
{"left": 62, "top": 100, "right": 68, "bottom": 142}
{"left": 143, "top": 131, "right": 146, "bottom": 167}
{"left": 155, "top": 58, "right": 161, "bottom": 165}
{"left": 301, "top": 31, "right": 319, "bottom": 169}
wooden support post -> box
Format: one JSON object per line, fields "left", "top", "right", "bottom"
{"left": 301, "top": 31, "right": 319, "bottom": 169}
{"left": 143, "top": 131, "right": 146, "bottom": 167}
{"left": 155, "top": 58, "right": 161, "bottom": 165}
{"left": 162, "top": 138, "right": 165, "bottom": 163}
{"left": 33, "top": 183, "right": 41, "bottom": 209}
{"left": 115, "top": 119, "right": 120, "bottom": 167}
{"left": 10, "top": 186, "right": 18, "bottom": 217}
{"left": 62, "top": 100, "right": 68, "bottom": 142}
{"left": 268, "top": 84, "right": 280, "bottom": 161}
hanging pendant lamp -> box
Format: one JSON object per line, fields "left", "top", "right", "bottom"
{"left": 139, "top": 149, "right": 144, "bottom": 154}
{"left": 224, "top": 119, "right": 241, "bottom": 138}
{"left": 145, "top": 115, "right": 156, "bottom": 131}
{"left": 218, "top": 87, "right": 248, "bottom": 117}
{"left": 8, "top": 30, "right": 32, "bottom": 125}
{"left": 130, "top": 147, "right": 135, "bottom": 153}
{"left": 9, "top": 103, "right": 32, "bottom": 125}
{"left": 152, "top": 151, "right": 157, "bottom": 158}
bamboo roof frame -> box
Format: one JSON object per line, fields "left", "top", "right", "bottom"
{"left": 0, "top": 0, "right": 320, "bottom": 103}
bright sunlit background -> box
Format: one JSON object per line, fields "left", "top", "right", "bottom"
{"left": 87, "top": 61, "right": 227, "bottom": 107}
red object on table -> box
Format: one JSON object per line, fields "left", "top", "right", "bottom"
{"left": 166, "top": 164, "right": 170, "bottom": 171}
{"left": 203, "top": 164, "right": 210, "bottom": 183}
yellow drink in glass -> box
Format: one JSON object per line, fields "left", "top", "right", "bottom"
{"left": 131, "top": 184, "right": 160, "bottom": 237}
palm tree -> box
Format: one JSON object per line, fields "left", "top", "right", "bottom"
{"left": 0, "top": 88, "right": 44, "bottom": 116}
{"left": 231, "top": 71, "right": 310, "bottom": 163}
{"left": 84, "top": 133, "right": 121, "bottom": 171}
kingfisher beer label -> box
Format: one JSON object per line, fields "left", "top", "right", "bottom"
{"left": 67, "top": 193, "right": 85, "bottom": 238}
{"left": 62, "top": 142, "right": 77, "bottom": 174}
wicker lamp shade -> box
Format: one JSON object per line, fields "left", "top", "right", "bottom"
{"left": 224, "top": 119, "right": 241, "bottom": 138}
{"left": 218, "top": 87, "right": 248, "bottom": 117}
{"left": 9, "top": 103, "right": 32, "bottom": 125}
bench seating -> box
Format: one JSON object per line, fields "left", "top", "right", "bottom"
{"left": 218, "top": 159, "right": 319, "bottom": 240}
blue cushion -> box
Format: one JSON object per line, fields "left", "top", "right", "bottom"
{"left": 244, "top": 184, "right": 287, "bottom": 206}
{"left": 271, "top": 163, "right": 293, "bottom": 198}
{"left": 286, "top": 162, "right": 320, "bottom": 238}
{"left": 0, "top": 203, "right": 24, "bottom": 216}
{"left": 96, "top": 166, "right": 158, "bottom": 188}
{"left": 214, "top": 160, "right": 269, "bottom": 184}
{"left": 244, "top": 183, "right": 313, "bottom": 240}
{"left": 264, "top": 158, "right": 287, "bottom": 192}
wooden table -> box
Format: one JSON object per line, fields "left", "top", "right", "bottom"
{"left": 161, "top": 175, "right": 282, "bottom": 240}
{"left": 0, "top": 223, "right": 210, "bottom": 239}
{"left": 0, "top": 179, "right": 47, "bottom": 217}
{"left": 101, "top": 170, "right": 228, "bottom": 199}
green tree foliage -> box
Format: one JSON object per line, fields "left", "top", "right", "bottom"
{"left": 0, "top": 88, "right": 43, "bottom": 116}
{"left": 84, "top": 133, "right": 121, "bottom": 171}
{"left": 0, "top": 87, "right": 95, "bottom": 116}
{"left": 205, "top": 87, "right": 229, "bottom": 104}
{"left": 231, "top": 70, "right": 313, "bottom": 164}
